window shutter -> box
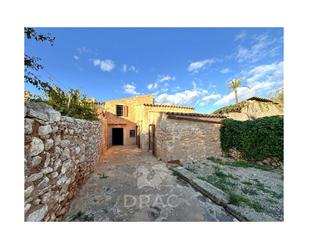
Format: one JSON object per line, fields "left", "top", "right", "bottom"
{"left": 124, "top": 106, "right": 128, "bottom": 117}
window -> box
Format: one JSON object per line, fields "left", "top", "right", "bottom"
{"left": 116, "top": 105, "right": 128, "bottom": 117}
{"left": 116, "top": 105, "right": 123, "bottom": 116}
{"left": 130, "top": 129, "right": 136, "bottom": 137}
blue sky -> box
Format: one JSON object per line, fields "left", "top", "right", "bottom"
{"left": 25, "top": 28, "right": 283, "bottom": 113}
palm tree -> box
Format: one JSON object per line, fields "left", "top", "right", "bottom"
{"left": 228, "top": 79, "right": 241, "bottom": 104}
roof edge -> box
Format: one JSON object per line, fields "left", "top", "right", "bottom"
{"left": 165, "top": 112, "right": 225, "bottom": 118}
{"left": 104, "top": 94, "right": 154, "bottom": 103}
{"left": 144, "top": 103, "right": 194, "bottom": 109}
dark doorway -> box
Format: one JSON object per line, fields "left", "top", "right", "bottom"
{"left": 112, "top": 128, "right": 124, "bottom": 145}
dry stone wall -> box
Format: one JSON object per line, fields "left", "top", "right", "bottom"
{"left": 24, "top": 102, "right": 103, "bottom": 221}
{"left": 155, "top": 115, "right": 223, "bottom": 163}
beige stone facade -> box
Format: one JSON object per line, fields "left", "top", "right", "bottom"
{"left": 99, "top": 94, "right": 195, "bottom": 152}
{"left": 98, "top": 94, "right": 224, "bottom": 163}
{"left": 154, "top": 113, "right": 223, "bottom": 163}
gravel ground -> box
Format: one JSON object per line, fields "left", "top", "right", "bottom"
{"left": 183, "top": 157, "right": 283, "bottom": 221}
{"left": 64, "top": 146, "right": 237, "bottom": 221}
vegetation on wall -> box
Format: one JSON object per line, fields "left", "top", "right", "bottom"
{"left": 27, "top": 86, "right": 99, "bottom": 121}
{"left": 220, "top": 116, "right": 283, "bottom": 162}
{"left": 213, "top": 101, "right": 246, "bottom": 114}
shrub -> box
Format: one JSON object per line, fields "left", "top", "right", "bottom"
{"left": 220, "top": 116, "right": 283, "bottom": 162}
{"left": 28, "top": 85, "right": 99, "bottom": 121}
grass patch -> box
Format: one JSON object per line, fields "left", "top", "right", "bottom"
{"left": 242, "top": 181, "right": 253, "bottom": 186}
{"left": 207, "top": 157, "right": 225, "bottom": 165}
{"left": 214, "top": 169, "right": 238, "bottom": 180}
{"left": 214, "top": 170, "right": 227, "bottom": 178}
{"left": 228, "top": 192, "right": 264, "bottom": 212}
{"left": 186, "top": 167, "right": 197, "bottom": 173}
{"left": 266, "top": 198, "right": 277, "bottom": 204}
{"left": 197, "top": 176, "right": 207, "bottom": 181}
{"left": 241, "top": 187, "right": 258, "bottom": 196}
{"left": 207, "top": 157, "right": 273, "bottom": 171}
{"left": 206, "top": 175, "right": 236, "bottom": 192}
{"left": 196, "top": 169, "right": 238, "bottom": 192}
{"left": 230, "top": 160, "right": 273, "bottom": 171}
{"left": 253, "top": 179, "right": 283, "bottom": 199}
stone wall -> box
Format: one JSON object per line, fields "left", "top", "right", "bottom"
{"left": 137, "top": 105, "right": 195, "bottom": 151}
{"left": 226, "top": 148, "right": 283, "bottom": 168}
{"left": 155, "top": 114, "right": 223, "bottom": 164}
{"left": 24, "top": 103, "right": 103, "bottom": 221}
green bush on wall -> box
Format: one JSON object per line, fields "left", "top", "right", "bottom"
{"left": 27, "top": 86, "right": 99, "bottom": 121}
{"left": 220, "top": 116, "right": 283, "bottom": 162}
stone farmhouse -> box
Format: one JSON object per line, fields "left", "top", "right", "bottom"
{"left": 98, "top": 94, "right": 224, "bottom": 163}
{"left": 213, "top": 96, "right": 283, "bottom": 121}
{"left": 23, "top": 94, "right": 283, "bottom": 221}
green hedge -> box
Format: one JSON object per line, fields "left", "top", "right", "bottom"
{"left": 220, "top": 116, "right": 283, "bottom": 161}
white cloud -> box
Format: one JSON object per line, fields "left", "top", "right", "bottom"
{"left": 147, "top": 83, "right": 158, "bottom": 90}
{"left": 234, "top": 31, "right": 247, "bottom": 41}
{"left": 214, "top": 61, "right": 283, "bottom": 106}
{"left": 153, "top": 80, "right": 220, "bottom": 107}
{"left": 236, "top": 34, "right": 280, "bottom": 63}
{"left": 73, "top": 55, "right": 79, "bottom": 60}
{"left": 155, "top": 80, "right": 211, "bottom": 105}
{"left": 202, "top": 94, "right": 221, "bottom": 102}
{"left": 187, "top": 59, "right": 215, "bottom": 73}
{"left": 220, "top": 68, "right": 231, "bottom": 74}
{"left": 93, "top": 59, "right": 115, "bottom": 72}
{"left": 156, "top": 89, "right": 200, "bottom": 106}
{"left": 214, "top": 83, "right": 273, "bottom": 106}
{"left": 123, "top": 83, "right": 140, "bottom": 95}
{"left": 199, "top": 94, "right": 221, "bottom": 107}
{"left": 157, "top": 75, "right": 176, "bottom": 82}
{"left": 246, "top": 61, "right": 283, "bottom": 83}
{"left": 147, "top": 74, "right": 175, "bottom": 91}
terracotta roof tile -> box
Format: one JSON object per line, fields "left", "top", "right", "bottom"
{"left": 246, "top": 96, "right": 277, "bottom": 103}
{"left": 165, "top": 112, "right": 226, "bottom": 118}
{"left": 144, "top": 104, "right": 194, "bottom": 109}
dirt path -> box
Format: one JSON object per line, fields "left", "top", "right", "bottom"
{"left": 64, "top": 146, "right": 237, "bottom": 221}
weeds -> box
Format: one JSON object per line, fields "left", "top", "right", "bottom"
{"left": 186, "top": 167, "right": 197, "bottom": 173}
{"left": 207, "top": 157, "right": 273, "bottom": 171}
{"left": 206, "top": 175, "right": 236, "bottom": 192}
{"left": 242, "top": 181, "right": 253, "bottom": 186}
{"left": 228, "top": 192, "right": 263, "bottom": 212}
{"left": 241, "top": 187, "right": 258, "bottom": 196}
{"left": 253, "top": 179, "right": 283, "bottom": 199}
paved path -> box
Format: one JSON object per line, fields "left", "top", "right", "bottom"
{"left": 64, "top": 146, "right": 237, "bottom": 221}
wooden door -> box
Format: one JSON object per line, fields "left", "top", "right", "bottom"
{"left": 136, "top": 126, "right": 140, "bottom": 148}
{"left": 148, "top": 124, "right": 155, "bottom": 156}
